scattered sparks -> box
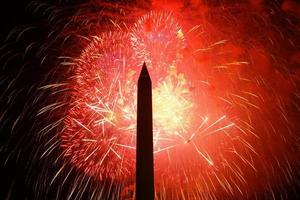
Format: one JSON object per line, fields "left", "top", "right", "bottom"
{"left": 1, "top": 1, "right": 300, "bottom": 200}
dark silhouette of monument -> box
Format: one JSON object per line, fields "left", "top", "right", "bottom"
{"left": 136, "top": 63, "right": 154, "bottom": 200}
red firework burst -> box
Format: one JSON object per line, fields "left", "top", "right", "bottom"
{"left": 1, "top": 0, "right": 300, "bottom": 200}
{"left": 58, "top": 4, "right": 300, "bottom": 200}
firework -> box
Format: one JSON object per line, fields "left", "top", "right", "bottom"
{"left": 1, "top": 0, "right": 300, "bottom": 200}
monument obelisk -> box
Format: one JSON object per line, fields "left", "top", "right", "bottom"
{"left": 136, "top": 62, "right": 154, "bottom": 200}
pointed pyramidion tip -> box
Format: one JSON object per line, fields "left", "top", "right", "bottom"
{"left": 139, "top": 62, "right": 151, "bottom": 80}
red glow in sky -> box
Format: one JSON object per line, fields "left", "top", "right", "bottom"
{"left": 59, "top": 1, "right": 300, "bottom": 199}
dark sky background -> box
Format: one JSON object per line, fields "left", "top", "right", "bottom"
{"left": 1, "top": 0, "right": 300, "bottom": 199}
{"left": 0, "top": 0, "right": 31, "bottom": 40}
{"left": 0, "top": 1, "right": 56, "bottom": 199}
{"left": 1, "top": 1, "right": 34, "bottom": 199}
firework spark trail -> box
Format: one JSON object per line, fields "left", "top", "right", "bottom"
{"left": 1, "top": 0, "right": 300, "bottom": 200}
